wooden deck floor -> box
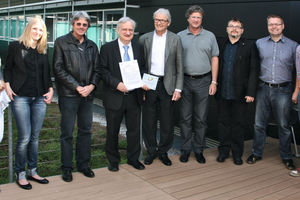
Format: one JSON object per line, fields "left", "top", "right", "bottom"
{"left": 1, "top": 137, "right": 300, "bottom": 200}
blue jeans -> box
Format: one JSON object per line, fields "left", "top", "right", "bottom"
{"left": 252, "top": 82, "right": 292, "bottom": 159}
{"left": 58, "top": 96, "right": 93, "bottom": 171}
{"left": 11, "top": 96, "right": 46, "bottom": 174}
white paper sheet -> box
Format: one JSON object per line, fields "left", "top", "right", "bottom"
{"left": 119, "top": 60, "right": 142, "bottom": 90}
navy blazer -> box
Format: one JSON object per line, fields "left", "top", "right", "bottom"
{"left": 216, "top": 37, "right": 260, "bottom": 102}
{"left": 100, "top": 39, "right": 147, "bottom": 110}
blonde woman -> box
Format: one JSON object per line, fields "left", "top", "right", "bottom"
{"left": 4, "top": 17, "right": 53, "bottom": 190}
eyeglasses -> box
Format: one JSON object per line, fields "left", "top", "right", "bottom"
{"left": 190, "top": 16, "right": 203, "bottom": 20}
{"left": 75, "top": 22, "right": 88, "bottom": 27}
{"left": 154, "top": 18, "right": 168, "bottom": 24}
{"left": 227, "top": 25, "right": 243, "bottom": 29}
{"left": 121, "top": 28, "right": 134, "bottom": 32}
{"left": 268, "top": 23, "right": 283, "bottom": 27}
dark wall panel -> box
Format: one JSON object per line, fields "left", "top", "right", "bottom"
{"left": 129, "top": 0, "right": 300, "bottom": 143}
{"left": 134, "top": 1, "right": 300, "bottom": 42}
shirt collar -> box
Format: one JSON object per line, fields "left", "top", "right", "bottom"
{"left": 118, "top": 38, "right": 132, "bottom": 49}
{"left": 187, "top": 26, "right": 203, "bottom": 36}
{"left": 70, "top": 31, "right": 87, "bottom": 43}
{"left": 226, "top": 37, "right": 240, "bottom": 45}
{"left": 154, "top": 30, "right": 168, "bottom": 38}
{"left": 267, "top": 34, "right": 285, "bottom": 43}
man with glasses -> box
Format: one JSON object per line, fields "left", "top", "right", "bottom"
{"left": 53, "top": 11, "right": 101, "bottom": 182}
{"left": 216, "top": 17, "right": 259, "bottom": 165}
{"left": 177, "top": 5, "right": 219, "bottom": 163}
{"left": 100, "top": 17, "right": 147, "bottom": 172}
{"left": 139, "top": 8, "right": 183, "bottom": 166}
{"left": 246, "top": 14, "right": 298, "bottom": 170}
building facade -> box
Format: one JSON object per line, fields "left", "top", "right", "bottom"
{"left": 0, "top": 0, "right": 299, "bottom": 142}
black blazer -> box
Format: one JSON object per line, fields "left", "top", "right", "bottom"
{"left": 4, "top": 41, "right": 52, "bottom": 94}
{"left": 216, "top": 37, "right": 260, "bottom": 102}
{"left": 100, "top": 39, "right": 147, "bottom": 110}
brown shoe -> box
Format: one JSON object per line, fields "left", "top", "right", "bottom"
{"left": 283, "top": 159, "right": 295, "bottom": 170}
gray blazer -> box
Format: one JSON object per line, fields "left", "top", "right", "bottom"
{"left": 139, "top": 31, "right": 183, "bottom": 95}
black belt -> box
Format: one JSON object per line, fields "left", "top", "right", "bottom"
{"left": 150, "top": 74, "right": 164, "bottom": 81}
{"left": 184, "top": 72, "right": 211, "bottom": 79}
{"left": 263, "top": 81, "right": 290, "bottom": 87}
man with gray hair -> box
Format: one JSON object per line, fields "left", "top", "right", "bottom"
{"left": 100, "top": 17, "right": 147, "bottom": 172}
{"left": 53, "top": 11, "right": 101, "bottom": 182}
{"left": 178, "top": 5, "right": 219, "bottom": 164}
{"left": 139, "top": 8, "right": 183, "bottom": 166}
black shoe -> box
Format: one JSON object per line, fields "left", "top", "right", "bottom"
{"left": 62, "top": 170, "right": 72, "bottom": 182}
{"left": 217, "top": 155, "right": 229, "bottom": 162}
{"left": 246, "top": 154, "right": 262, "bottom": 164}
{"left": 158, "top": 153, "right": 172, "bottom": 166}
{"left": 79, "top": 167, "right": 95, "bottom": 178}
{"left": 234, "top": 157, "right": 243, "bottom": 165}
{"left": 179, "top": 151, "right": 190, "bottom": 163}
{"left": 108, "top": 163, "right": 119, "bottom": 172}
{"left": 144, "top": 154, "right": 157, "bottom": 165}
{"left": 28, "top": 176, "right": 49, "bottom": 184}
{"left": 127, "top": 160, "right": 145, "bottom": 170}
{"left": 16, "top": 179, "right": 32, "bottom": 190}
{"left": 283, "top": 159, "right": 295, "bottom": 170}
{"left": 195, "top": 152, "right": 206, "bottom": 164}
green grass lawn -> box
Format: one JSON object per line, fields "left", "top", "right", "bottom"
{"left": 0, "top": 103, "right": 131, "bottom": 184}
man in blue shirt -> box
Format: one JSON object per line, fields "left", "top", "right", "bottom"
{"left": 246, "top": 14, "right": 298, "bottom": 170}
{"left": 216, "top": 18, "right": 260, "bottom": 165}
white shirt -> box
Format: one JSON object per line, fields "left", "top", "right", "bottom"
{"left": 118, "top": 38, "right": 134, "bottom": 62}
{"left": 150, "top": 30, "right": 167, "bottom": 76}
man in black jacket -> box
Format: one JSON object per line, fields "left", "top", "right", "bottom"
{"left": 53, "top": 11, "right": 101, "bottom": 182}
{"left": 100, "top": 17, "right": 147, "bottom": 172}
{"left": 216, "top": 17, "right": 260, "bottom": 165}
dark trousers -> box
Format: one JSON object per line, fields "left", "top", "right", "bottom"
{"left": 142, "top": 80, "right": 175, "bottom": 155}
{"left": 105, "top": 92, "right": 141, "bottom": 163}
{"left": 59, "top": 96, "right": 93, "bottom": 171}
{"left": 180, "top": 75, "right": 211, "bottom": 153}
{"left": 217, "top": 97, "right": 248, "bottom": 158}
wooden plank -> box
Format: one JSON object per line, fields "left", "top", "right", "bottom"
{"left": 204, "top": 173, "right": 291, "bottom": 200}
{"left": 168, "top": 161, "right": 285, "bottom": 199}
{"left": 0, "top": 137, "right": 299, "bottom": 200}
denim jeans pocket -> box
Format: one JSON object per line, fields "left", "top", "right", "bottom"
{"left": 258, "top": 81, "right": 264, "bottom": 88}
{"left": 280, "top": 84, "right": 292, "bottom": 93}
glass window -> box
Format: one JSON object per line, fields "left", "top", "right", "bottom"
{"left": 0, "top": 18, "right": 4, "bottom": 37}
{"left": 10, "top": 17, "right": 17, "bottom": 39}
{"left": 45, "top": 15, "right": 54, "bottom": 42}
{"left": 104, "top": 13, "right": 122, "bottom": 44}
{"left": 87, "top": 14, "right": 100, "bottom": 49}
{"left": 18, "top": 16, "right": 25, "bottom": 37}
{"left": 5, "top": 17, "right": 9, "bottom": 39}
{"left": 56, "top": 13, "right": 69, "bottom": 39}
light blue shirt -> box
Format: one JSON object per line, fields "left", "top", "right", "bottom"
{"left": 256, "top": 35, "right": 298, "bottom": 84}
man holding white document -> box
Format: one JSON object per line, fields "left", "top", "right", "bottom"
{"left": 139, "top": 8, "right": 183, "bottom": 166}
{"left": 100, "top": 17, "right": 148, "bottom": 172}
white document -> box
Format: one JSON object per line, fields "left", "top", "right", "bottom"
{"left": 119, "top": 60, "right": 142, "bottom": 90}
{"left": 0, "top": 90, "right": 11, "bottom": 143}
{"left": 142, "top": 73, "right": 159, "bottom": 90}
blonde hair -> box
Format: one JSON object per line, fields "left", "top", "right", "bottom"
{"left": 18, "top": 17, "right": 47, "bottom": 54}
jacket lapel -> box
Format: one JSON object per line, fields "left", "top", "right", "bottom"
{"left": 112, "top": 39, "right": 122, "bottom": 63}
{"left": 146, "top": 32, "right": 154, "bottom": 72}
{"left": 164, "top": 31, "right": 172, "bottom": 65}
{"left": 233, "top": 38, "right": 245, "bottom": 67}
